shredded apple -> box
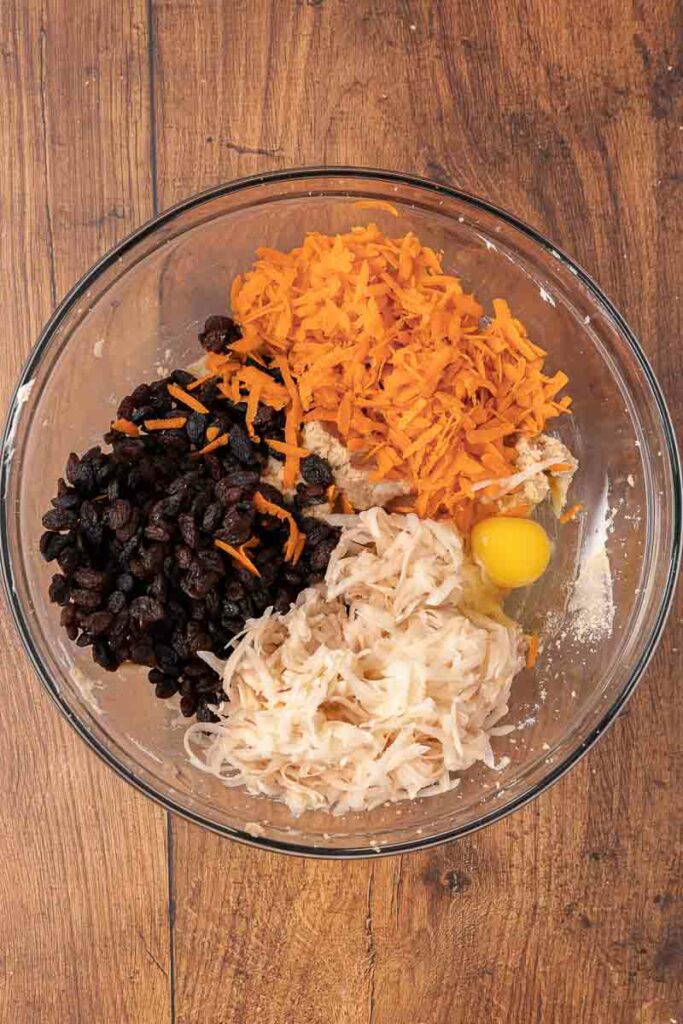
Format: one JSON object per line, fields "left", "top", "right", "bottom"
{"left": 219, "top": 223, "right": 572, "bottom": 528}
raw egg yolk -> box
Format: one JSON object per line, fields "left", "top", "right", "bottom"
{"left": 470, "top": 516, "right": 551, "bottom": 589}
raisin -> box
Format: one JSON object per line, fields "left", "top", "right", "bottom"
{"left": 42, "top": 508, "right": 78, "bottom": 532}
{"left": 39, "top": 531, "right": 69, "bottom": 562}
{"left": 83, "top": 611, "right": 114, "bottom": 635}
{"left": 56, "top": 546, "right": 79, "bottom": 575}
{"left": 198, "top": 315, "right": 240, "bottom": 354}
{"left": 107, "top": 591, "right": 127, "bottom": 614}
{"left": 73, "top": 567, "right": 106, "bottom": 590}
{"left": 71, "top": 589, "right": 102, "bottom": 609}
{"left": 300, "top": 453, "right": 334, "bottom": 488}
{"left": 202, "top": 501, "right": 223, "bottom": 533}
{"left": 48, "top": 574, "right": 70, "bottom": 606}
{"left": 93, "top": 640, "right": 119, "bottom": 672}
{"left": 178, "top": 513, "right": 198, "bottom": 548}
{"left": 155, "top": 677, "right": 179, "bottom": 699}
{"left": 116, "top": 573, "right": 135, "bottom": 594}
{"left": 129, "top": 596, "right": 165, "bottom": 625}
{"left": 107, "top": 498, "right": 133, "bottom": 530}
{"left": 65, "top": 453, "right": 81, "bottom": 485}
{"left": 180, "top": 693, "right": 198, "bottom": 717}
{"left": 256, "top": 482, "right": 288, "bottom": 508}
{"left": 296, "top": 483, "right": 328, "bottom": 507}
{"left": 218, "top": 506, "right": 253, "bottom": 545}
{"left": 228, "top": 423, "right": 256, "bottom": 466}
{"left": 185, "top": 411, "right": 207, "bottom": 447}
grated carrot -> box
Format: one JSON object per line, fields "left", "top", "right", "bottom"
{"left": 526, "top": 632, "right": 539, "bottom": 669}
{"left": 214, "top": 538, "right": 260, "bottom": 576}
{"left": 253, "top": 491, "right": 301, "bottom": 561}
{"left": 291, "top": 532, "right": 306, "bottom": 566}
{"left": 206, "top": 425, "right": 220, "bottom": 442}
{"left": 187, "top": 373, "right": 217, "bottom": 391}
{"left": 548, "top": 462, "right": 574, "bottom": 473}
{"left": 339, "top": 493, "right": 355, "bottom": 514}
{"left": 167, "top": 382, "right": 210, "bottom": 414}
{"left": 559, "top": 502, "right": 583, "bottom": 524}
{"left": 144, "top": 417, "right": 187, "bottom": 431}
{"left": 326, "top": 484, "right": 337, "bottom": 507}
{"left": 192, "top": 432, "right": 229, "bottom": 457}
{"left": 265, "top": 438, "right": 312, "bottom": 459}
{"left": 354, "top": 199, "right": 399, "bottom": 217}
{"left": 111, "top": 418, "right": 139, "bottom": 436}
{"left": 228, "top": 224, "right": 572, "bottom": 522}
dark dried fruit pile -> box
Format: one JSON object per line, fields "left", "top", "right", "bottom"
{"left": 39, "top": 316, "right": 339, "bottom": 723}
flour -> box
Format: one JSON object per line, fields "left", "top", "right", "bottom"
{"left": 568, "top": 478, "right": 615, "bottom": 643}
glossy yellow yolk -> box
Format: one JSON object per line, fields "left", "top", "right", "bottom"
{"left": 470, "top": 516, "right": 551, "bottom": 589}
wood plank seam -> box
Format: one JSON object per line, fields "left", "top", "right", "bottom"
{"left": 145, "top": 1, "right": 176, "bottom": 1020}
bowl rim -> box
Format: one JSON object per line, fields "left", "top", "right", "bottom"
{"left": 1, "top": 165, "right": 681, "bottom": 858}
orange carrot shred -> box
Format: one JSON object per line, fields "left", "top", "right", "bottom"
{"left": 291, "top": 533, "right": 306, "bottom": 566}
{"left": 559, "top": 502, "right": 583, "bottom": 524}
{"left": 167, "top": 382, "right": 210, "bottom": 414}
{"left": 187, "top": 373, "right": 217, "bottom": 391}
{"left": 144, "top": 417, "right": 187, "bottom": 431}
{"left": 339, "top": 493, "right": 354, "bottom": 514}
{"left": 548, "top": 462, "right": 574, "bottom": 473}
{"left": 526, "top": 632, "right": 539, "bottom": 669}
{"left": 214, "top": 538, "right": 260, "bottom": 577}
{"left": 206, "top": 426, "right": 220, "bottom": 442}
{"left": 326, "top": 484, "right": 337, "bottom": 507}
{"left": 354, "top": 199, "right": 399, "bottom": 217}
{"left": 111, "top": 418, "right": 139, "bottom": 436}
{"left": 192, "top": 432, "right": 229, "bottom": 456}
{"left": 265, "top": 438, "right": 312, "bottom": 458}
{"left": 254, "top": 491, "right": 300, "bottom": 561}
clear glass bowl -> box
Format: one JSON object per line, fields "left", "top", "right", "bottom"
{"left": 1, "top": 169, "right": 680, "bottom": 857}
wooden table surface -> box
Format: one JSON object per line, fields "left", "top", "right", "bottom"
{"left": 0, "top": 2, "right": 681, "bottom": 1021}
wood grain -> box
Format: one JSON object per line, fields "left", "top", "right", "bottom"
{"left": 0, "top": 0, "right": 680, "bottom": 1021}
{"left": 153, "top": 2, "right": 682, "bottom": 1022}
{"left": 0, "top": 3, "right": 170, "bottom": 1021}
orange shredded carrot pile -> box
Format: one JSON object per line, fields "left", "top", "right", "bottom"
{"left": 167, "top": 383, "right": 210, "bottom": 415}
{"left": 144, "top": 417, "right": 187, "bottom": 431}
{"left": 559, "top": 502, "right": 583, "bottom": 524}
{"left": 111, "top": 418, "right": 139, "bottom": 437}
{"left": 526, "top": 632, "right": 539, "bottom": 669}
{"left": 192, "top": 432, "right": 229, "bottom": 457}
{"left": 253, "top": 491, "right": 301, "bottom": 561}
{"left": 214, "top": 538, "right": 260, "bottom": 576}
{"left": 227, "top": 223, "right": 572, "bottom": 529}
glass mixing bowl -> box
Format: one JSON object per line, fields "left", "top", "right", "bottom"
{"left": 1, "top": 169, "right": 680, "bottom": 857}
